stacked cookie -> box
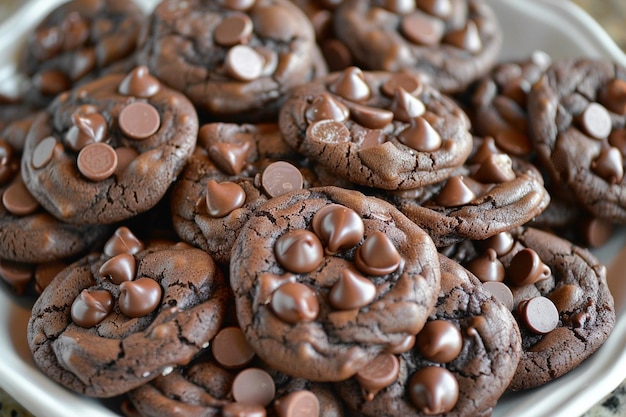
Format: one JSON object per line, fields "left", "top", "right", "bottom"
{"left": 0, "top": 0, "right": 620, "bottom": 416}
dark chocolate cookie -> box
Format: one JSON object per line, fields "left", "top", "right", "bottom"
{"left": 20, "top": 65, "right": 198, "bottom": 224}
{"left": 335, "top": 254, "right": 521, "bottom": 417}
{"left": 171, "top": 122, "right": 316, "bottom": 265}
{"left": 19, "top": 0, "right": 146, "bottom": 107}
{"left": 458, "top": 227, "right": 615, "bottom": 390}
{"left": 332, "top": 0, "right": 502, "bottom": 93}
{"left": 136, "top": 0, "right": 326, "bottom": 122}
{"left": 230, "top": 186, "right": 441, "bottom": 382}
{"left": 386, "top": 136, "right": 550, "bottom": 247}
{"left": 27, "top": 227, "right": 229, "bottom": 397}
{"left": 528, "top": 58, "right": 626, "bottom": 223}
{"left": 279, "top": 68, "right": 473, "bottom": 190}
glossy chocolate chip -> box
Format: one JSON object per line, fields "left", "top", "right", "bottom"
{"left": 118, "top": 277, "right": 162, "bottom": 318}
{"left": 205, "top": 180, "right": 246, "bottom": 218}
{"left": 305, "top": 92, "right": 350, "bottom": 123}
{"left": 274, "top": 390, "right": 320, "bottom": 417}
{"left": 401, "top": 11, "right": 445, "bottom": 46}
{"left": 275, "top": 230, "right": 323, "bottom": 273}
{"left": 321, "top": 38, "right": 353, "bottom": 72}
{"left": 270, "top": 282, "right": 319, "bottom": 324}
{"left": 214, "top": 13, "right": 254, "bottom": 46}
{"left": 119, "top": 102, "right": 161, "bottom": 140}
{"left": 306, "top": 120, "right": 351, "bottom": 144}
{"left": 311, "top": 203, "right": 364, "bottom": 255}
{"left": 219, "top": 0, "right": 256, "bottom": 11}
{"left": 472, "top": 153, "right": 516, "bottom": 184}
{"left": 260, "top": 161, "right": 303, "bottom": 198}
{"left": 507, "top": 248, "right": 551, "bottom": 286}
{"left": 471, "top": 136, "right": 500, "bottom": 165}
{"left": 208, "top": 140, "right": 253, "bottom": 176}
{"left": 482, "top": 281, "right": 514, "bottom": 311}
{"left": 444, "top": 21, "right": 482, "bottom": 53}
{"left": 71, "top": 289, "right": 113, "bottom": 328}
{"left": 31, "top": 136, "right": 62, "bottom": 169}
{"left": 222, "top": 403, "right": 266, "bottom": 417}
{"left": 581, "top": 217, "right": 613, "bottom": 248}
{"left": 329, "top": 268, "right": 376, "bottom": 310}
{"left": 2, "top": 176, "right": 39, "bottom": 216}
{"left": 354, "top": 231, "right": 401, "bottom": 276}
{"left": 398, "top": 117, "right": 442, "bottom": 152}
{"left": 115, "top": 147, "right": 140, "bottom": 173}
{"left": 118, "top": 66, "right": 161, "bottom": 98}
{"left": 599, "top": 78, "right": 626, "bottom": 115}
{"left": 346, "top": 102, "right": 394, "bottom": 129}
{"left": 104, "top": 226, "right": 145, "bottom": 257}
{"left": 381, "top": 73, "right": 423, "bottom": 97}
{"left": 66, "top": 112, "right": 108, "bottom": 152}
{"left": 231, "top": 368, "right": 276, "bottom": 407}
{"left": 416, "top": 320, "right": 463, "bottom": 363}
{"left": 0, "top": 260, "right": 33, "bottom": 295}
{"left": 211, "top": 326, "right": 256, "bottom": 369}
{"left": 383, "top": 0, "right": 415, "bottom": 14}
{"left": 98, "top": 253, "right": 136, "bottom": 284}
{"left": 355, "top": 353, "right": 400, "bottom": 401}
{"left": 466, "top": 248, "right": 505, "bottom": 283}
{"left": 592, "top": 146, "right": 624, "bottom": 184}
{"left": 34, "top": 261, "right": 67, "bottom": 294}
{"left": 416, "top": 0, "right": 452, "bottom": 18}
{"left": 577, "top": 102, "right": 612, "bottom": 139}
{"left": 390, "top": 87, "right": 425, "bottom": 122}
{"left": 225, "top": 45, "right": 265, "bottom": 81}
{"left": 328, "top": 67, "right": 370, "bottom": 102}
{"left": 386, "top": 334, "right": 416, "bottom": 355}
{"left": 408, "top": 366, "right": 459, "bottom": 414}
{"left": 434, "top": 176, "right": 476, "bottom": 207}
{"left": 517, "top": 296, "right": 559, "bottom": 334}
{"left": 478, "top": 231, "right": 514, "bottom": 256}
{"left": 77, "top": 142, "right": 118, "bottom": 181}
{"left": 494, "top": 128, "right": 533, "bottom": 156}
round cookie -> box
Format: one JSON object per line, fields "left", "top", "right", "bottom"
{"left": 335, "top": 253, "right": 521, "bottom": 417}
{"left": 19, "top": 0, "right": 146, "bottom": 107}
{"left": 20, "top": 65, "right": 198, "bottom": 225}
{"left": 171, "top": 122, "right": 315, "bottom": 265}
{"left": 332, "top": 0, "right": 502, "bottom": 93}
{"left": 385, "top": 136, "right": 550, "bottom": 247}
{"left": 459, "top": 227, "right": 615, "bottom": 390}
{"left": 278, "top": 68, "right": 473, "bottom": 190}
{"left": 230, "top": 186, "right": 441, "bottom": 382}
{"left": 27, "top": 227, "right": 229, "bottom": 397}
{"left": 136, "top": 0, "right": 326, "bottom": 122}
{"left": 528, "top": 58, "right": 626, "bottom": 223}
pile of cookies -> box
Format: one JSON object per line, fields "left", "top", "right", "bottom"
{"left": 0, "top": 0, "right": 620, "bottom": 416}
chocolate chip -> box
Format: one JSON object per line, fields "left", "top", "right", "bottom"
{"left": 208, "top": 141, "right": 253, "bottom": 176}
{"left": 408, "top": 366, "right": 459, "bottom": 414}
{"left": 0, "top": 260, "right": 33, "bottom": 295}
{"left": 260, "top": 161, "right": 303, "bottom": 198}
{"left": 214, "top": 13, "right": 254, "bottom": 46}
{"left": 275, "top": 230, "right": 323, "bottom": 273}
{"left": 35, "top": 70, "right": 71, "bottom": 96}
{"left": 211, "top": 326, "right": 256, "bottom": 369}
{"left": 444, "top": 21, "right": 481, "bottom": 53}
{"left": 77, "top": 142, "right": 118, "bottom": 181}
{"left": 472, "top": 153, "right": 516, "bottom": 183}
{"left": 608, "top": 128, "right": 626, "bottom": 155}
{"left": 2, "top": 176, "right": 39, "bottom": 216}
{"left": 118, "top": 66, "right": 161, "bottom": 98}
{"left": 305, "top": 92, "right": 350, "bottom": 123}
{"left": 517, "top": 296, "right": 559, "bottom": 334}
{"left": 311, "top": 203, "right": 364, "bottom": 255}
{"left": 225, "top": 45, "right": 265, "bottom": 81}
{"left": 416, "top": 319, "right": 463, "bottom": 363}
{"left": 119, "top": 102, "right": 161, "bottom": 140}
{"left": 434, "top": 175, "right": 476, "bottom": 207}
{"left": 346, "top": 101, "right": 394, "bottom": 129}
{"left": 222, "top": 403, "right": 266, "bottom": 417}
{"left": 306, "top": 120, "right": 351, "bottom": 144}
{"left": 355, "top": 353, "right": 400, "bottom": 401}
{"left": 381, "top": 72, "right": 423, "bottom": 97}
{"left": 494, "top": 128, "right": 533, "bottom": 156}
{"left": 34, "top": 261, "right": 67, "bottom": 294}
{"left": 478, "top": 231, "right": 514, "bottom": 256}
{"left": 321, "top": 38, "right": 353, "bottom": 72}
{"left": 32, "top": 136, "right": 62, "bottom": 169}
{"left": 271, "top": 282, "right": 319, "bottom": 324}
{"left": 471, "top": 136, "right": 500, "bottom": 164}
{"left": 482, "top": 281, "right": 514, "bottom": 311}
{"left": 328, "top": 67, "right": 371, "bottom": 102}
{"left": 98, "top": 253, "right": 136, "bottom": 284}
{"left": 205, "top": 180, "right": 246, "bottom": 218}
{"left": 354, "top": 231, "right": 401, "bottom": 276}
{"left": 114, "top": 146, "right": 140, "bottom": 173}
{"left": 599, "top": 78, "right": 626, "bottom": 115}
{"left": 383, "top": 0, "right": 415, "bottom": 14}
{"left": 329, "top": 268, "right": 376, "bottom": 310}
{"left": 507, "top": 248, "right": 551, "bottom": 286}
{"left": 66, "top": 112, "right": 108, "bottom": 152}
{"left": 577, "top": 102, "right": 612, "bottom": 139}
{"left": 492, "top": 95, "right": 528, "bottom": 132}
{"left": 71, "top": 289, "right": 114, "bottom": 328}
{"left": 416, "top": 0, "right": 452, "bottom": 18}
{"left": 231, "top": 368, "right": 276, "bottom": 407}
{"left": 592, "top": 146, "right": 624, "bottom": 184}
{"left": 580, "top": 217, "right": 613, "bottom": 248}
{"left": 360, "top": 129, "right": 385, "bottom": 149}
{"left": 103, "top": 226, "right": 145, "bottom": 257}
{"left": 274, "top": 390, "right": 320, "bottom": 417}
{"left": 390, "top": 87, "right": 425, "bottom": 122}
{"left": 118, "top": 277, "right": 162, "bottom": 318}
{"left": 466, "top": 248, "right": 505, "bottom": 283}
{"left": 398, "top": 116, "right": 442, "bottom": 152}
{"left": 401, "top": 11, "right": 445, "bottom": 46}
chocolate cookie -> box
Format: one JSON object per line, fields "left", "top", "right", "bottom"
{"left": 385, "top": 136, "right": 550, "bottom": 247}
{"left": 136, "top": 0, "right": 326, "bottom": 122}
{"left": 279, "top": 68, "right": 473, "bottom": 190}
{"left": 331, "top": 0, "right": 502, "bottom": 93}
{"left": 20, "top": 66, "right": 198, "bottom": 225}
{"left": 127, "top": 324, "right": 346, "bottom": 417}
{"left": 171, "top": 122, "right": 316, "bottom": 265}
{"left": 230, "top": 186, "right": 441, "bottom": 381}
{"left": 19, "top": 0, "right": 146, "bottom": 107}
{"left": 335, "top": 254, "right": 521, "bottom": 416}
{"left": 27, "top": 227, "right": 229, "bottom": 397}
{"left": 528, "top": 58, "right": 626, "bottom": 223}
{"left": 459, "top": 227, "right": 615, "bottom": 390}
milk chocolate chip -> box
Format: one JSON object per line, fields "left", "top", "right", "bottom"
{"left": 118, "top": 277, "right": 162, "bottom": 318}
{"left": 270, "top": 282, "right": 319, "bottom": 324}
{"left": 312, "top": 203, "right": 364, "bottom": 255}
{"left": 415, "top": 320, "right": 463, "bottom": 363}
{"left": 275, "top": 230, "right": 323, "bottom": 273}
{"left": 408, "top": 366, "right": 459, "bottom": 415}
{"left": 71, "top": 289, "right": 113, "bottom": 328}
{"left": 354, "top": 232, "right": 401, "bottom": 276}
{"left": 355, "top": 353, "right": 400, "bottom": 401}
